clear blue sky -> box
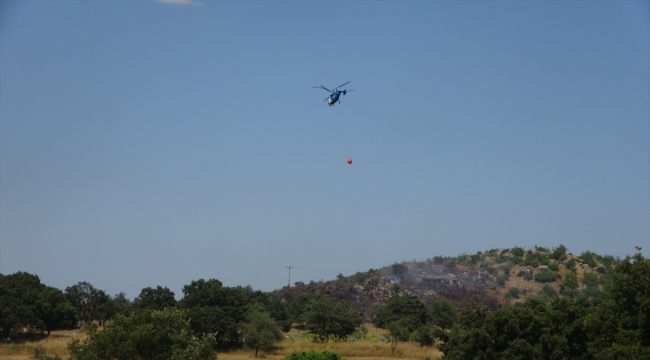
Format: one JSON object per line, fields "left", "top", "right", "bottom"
{"left": 1, "top": 0, "right": 649, "bottom": 299}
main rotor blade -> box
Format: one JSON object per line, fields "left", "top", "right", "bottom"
{"left": 335, "top": 81, "right": 350, "bottom": 89}
{"left": 313, "top": 85, "right": 332, "bottom": 92}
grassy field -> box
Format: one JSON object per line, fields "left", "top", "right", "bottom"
{"left": 0, "top": 325, "right": 442, "bottom": 360}
{"left": 0, "top": 329, "right": 84, "bottom": 360}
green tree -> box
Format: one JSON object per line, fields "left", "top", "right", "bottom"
{"left": 384, "top": 320, "right": 410, "bottom": 353}
{"left": 0, "top": 272, "right": 44, "bottom": 337}
{"left": 429, "top": 298, "right": 458, "bottom": 329}
{"left": 301, "top": 296, "right": 361, "bottom": 339}
{"left": 550, "top": 244, "right": 568, "bottom": 261}
{"left": 64, "top": 282, "right": 111, "bottom": 327}
{"left": 373, "top": 295, "right": 430, "bottom": 333}
{"left": 585, "top": 247, "right": 650, "bottom": 358}
{"left": 561, "top": 272, "right": 579, "bottom": 293}
{"left": 111, "top": 292, "right": 132, "bottom": 315}
{"left": 68, "top": 308, "right": 216, "bottom": 360}
{"left": 410, "top": 325, "right": 435, "bottom": 347}
{"left": 241, "top": 307, "right": 283, "bottom": 357}
{"left": 133, "top": 286, "right": 176, "bottom": 311}
{"left": 36, "top": 286, "right": 78, "bottom": 335}
{"left": 179, "top": 279, "right": 252, "bottom": 345}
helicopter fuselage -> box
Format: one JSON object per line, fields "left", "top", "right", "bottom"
{"left": 327, "top": 90, "right": 346, "bottom": 106}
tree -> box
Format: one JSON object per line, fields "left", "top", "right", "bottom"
{"left": 429, "top": 298, "right": 458, "bottom": 329}
{"left": 585, "top": 247, "right": 650, "bottom": 358}
{"left": 240, "top": 307, "right": 283, "bottom": 357}
{"left": 111, "top": 292, "right": 132, "bottom": 315}
{"left": 0, "top": 272, "right": 44, "bottom": 337}
{"left": 133, "top": 286, "right": 176, "bottom": 311}
{"left": 36, "top": 286, "right": 78, "bottom": 335}
{"left": 68, "top": 308, "right": 216, "bottom": 360}
{"left": 550, "top": 244, "right": 568, "bottom": 261}
{"left": 301, "top": 296, "right": 361, "bottom": 339}
{"left": 391, "top": 263, "right": 408, "bottom": 280}
{"left": 180, "top": 279, "right": 254, "bottom": 345}
{"left": 65, "top": 282, "right": 111, "bottom": 327}
{"left": 373, "top": 295, "right": 430, "bottom": 333}
{"left": 410, "top": 325, "right": 435, "bottom": 347}
{"left": 384, "top": 320, "right": 410, "bottom": 353}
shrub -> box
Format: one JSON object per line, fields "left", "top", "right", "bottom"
{"left": 516, "top": 270, "right": 533, "bottom": 281}
{"left": 582, "top": 272, "right": 599, "bottom": 287}
{"left": 549, "top": 263, "right": 559, "bottom": 271}
{"left": 496, "top": 274, "right": 509, "bottom": 287}
{"left": 583, "top": 285, "right": 603, "bottom": 298}
{"left": 500, "top": 263, "right": 513, "bottom": 274}
{"left": 410, "top": 326, "right": 435, "bottom": 347}
{"left": 524, "top": 256, "right": 540, "bottom": 268}
{"left": 560, "top": 288, "right": 581, "bottom": 299}
{"left": 580, "top": 251, "right": 598, "bottom": 268}
{"left": 550, "top": 245, "right": 568, "bottom": 261}
{"left": 511, "top": 247, "right": 525, "bottom": 257}
{"left": 539, "top": 284, "right": 558, "bottom": 298}
{"left": 562, "top": 272, "right": 579, "bottom": 290}
{"left": 596, "top": 266, "right": 606, "bottom": 274}
{"left": 525, "top": 293, "right": 552, "bottom": 303}
{"left": 534, "top": 270, "right": 559, "bottom": 283}
{"left": 284, "top": 351, "right": 343, "bottom": 360}
{"left": 565, "top": 258, "right": 576, "bottom": 271}
{"left": 506, "top": 287, "right": 521, "bottom": 299}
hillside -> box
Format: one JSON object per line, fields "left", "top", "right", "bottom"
{"left": 272, "top": 245, "right": 617, "bottom": 320}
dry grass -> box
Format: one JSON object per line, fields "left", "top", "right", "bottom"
{"left": 0, "top": 330, "right": 84, "bottom": 359}
{"left": 224, "top": 325, "right": 442, "bottom": 360}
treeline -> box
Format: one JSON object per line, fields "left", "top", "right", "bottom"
{"left": 435, "top": 248, "right": 650, "bottom": 359}
{"left": 2, "top": 247, "right": 648, "bottom": 359}
{"left": 0, "top": 272, "right": 361, "bottom": 348}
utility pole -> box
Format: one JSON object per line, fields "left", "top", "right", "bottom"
{"left": 286, "top": 266, "right": 293, "bottom": 287}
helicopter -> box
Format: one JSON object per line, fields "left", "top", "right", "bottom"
{"left": 313, "top": 81, "right": 354, "bottom": 106}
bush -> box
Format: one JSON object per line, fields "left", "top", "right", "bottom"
{"left": 68, "top": 308, "right": 216, "bottom": 360}
{"left": 550, "top": 245, "right": 568, "bottom": 261}
{"left": 511, "top": 247, "right": 525, "bottom": 257}
{"left": 410, "top": 326, "right": 435, "bottom": 347}
{"left": 562, "top": 272, "right": 579, "bottom": 290}
{"left": 582, "top": 285, "right": 602, "bottom": 299}
{"left": 496, "top": 274, "right": 509, "bottom": 287}
{"left": 580, "top": 251, "right": 598, "bottom": 268}
{"left": 565, "top": 258, "right": 577, "bottom": 271}
{"left": 523, "top": 256, "right": 540, "bottom": 268}
{"left": 500, "top": 263, "right": 513, "bottom": 274}
{"left": 284, "top": 351, "right": 343, "bottom": 360}
{"left": 549, "top": 263, "right": 559, "bottom": 271}
{"left": 506, "top": 287, "right": 521, "bottom": 299}
{"left": 517, "top": 270, "right": 533, "bottom": 281}
{"left": 582, "top": 272, "right": 599, "bottom": 287}
{"left": 534, "top": 270, "right": 559, "bottom": 283}
{"left": 539, "top": 284, "right": 558, "bottom": 298}
{"left": 560, "top": 288, "right": 581, "bottom": 299}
